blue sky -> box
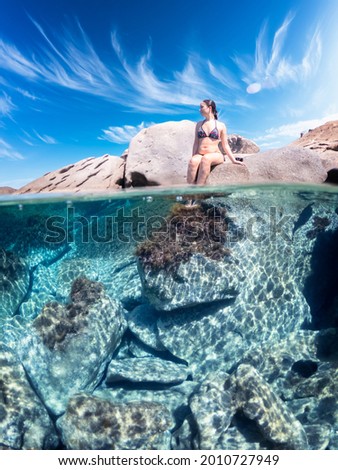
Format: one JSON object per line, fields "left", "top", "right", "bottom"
{"left": 1, "top": 0, "right": 338, "bottom": 188}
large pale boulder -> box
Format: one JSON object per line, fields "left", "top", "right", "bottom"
{"left": 243, "top": 147, "right": 327, "bottom": 183}
{"left": 125, "top": 121, "right": 259, "bottom": 187}
{"left": 17, "top": 154, "right": 124, "bottom": 194}
{"left": 227, "top": 134, "right": 260, "bottom": 154}
{"left": 125, "top": 121, "right": 195, "bottom": 187}
{"left": 207, "top": 161, "right": 250, "bottom": 185}
{"left": 207, "top": 147, "right": 327, "bottom": 185}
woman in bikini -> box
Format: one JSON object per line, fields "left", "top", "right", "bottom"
{"left": 187, "top": 99, "right": 245, "bottom": 185}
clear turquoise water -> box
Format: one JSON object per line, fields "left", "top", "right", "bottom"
{"left": 1, "top": 183, "right": 338, "bottom": 450}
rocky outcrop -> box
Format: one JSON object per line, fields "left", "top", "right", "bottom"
{"left": 57, "top": 394, "right": 173, "bottom": 450}
{"left": 0, "top": 186, "right": 16, "bottom": 194}
{"left": 16, "top": 154, "right": 124, "bottom": 194}
{"left": 0, "top": 343, "right": 59, "bottom": 449}
{"left": 9, "top": 120, "right": 335, "bottom": 192}
{"left": 290, "top": 121, "right": 338, "bottom": 153}
{"left": 16, "top": 277, "right": 127, "bottom": 415}
{"left": 290, "top": 121, "right": 338, "bottom": 172}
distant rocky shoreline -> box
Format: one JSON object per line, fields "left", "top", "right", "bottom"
{"left": 1, "top": 120, "right": 338, "bottom": 195}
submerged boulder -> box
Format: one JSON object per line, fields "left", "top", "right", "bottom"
{"left": 57, "top": 393, "right": 173, "bottom": 450}
{"left": 0, "top": 343, "right": 59, "bottom": 449}
{"left": 189, "top": 377, "right": 235, "bottom": 449}
{"left": 94, "top": 381, "right": 198, "bottom": 427}
{"left": 136, "top": 203, "right": 244, "bottom": 310}
{"left": 146, "top": 194, "right": 314, "bottom": 378}
{"left": 17, "top": 277, "right": 127, "bottom": 415}
{"left": 235, "top": 364, "right": 308, "bottom": 450}
{"left": 106, "top": 357, "right": 190, "bottom": 385}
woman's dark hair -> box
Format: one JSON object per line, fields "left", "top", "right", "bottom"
{"left": 203, "top": 99, "right": 218, "bottom": 119}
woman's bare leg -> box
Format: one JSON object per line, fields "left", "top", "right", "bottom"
{"left": 196, "top": 153, "right": 224, "bottom": 185}
{"left": 187, "top": 154, "right": 203, "bottom": 184}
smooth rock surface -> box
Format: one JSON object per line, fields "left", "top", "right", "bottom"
{"left": 206, "top": 162, "right": 250, "bottom": 185}
{"left": 106, "top": 357, "right": 190, "bottom": 385}
{"left": 244, "top": 147, "right": 327, "bottom": 183}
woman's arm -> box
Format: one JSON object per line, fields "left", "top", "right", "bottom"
{"left": 220, "top": 123, "right": 245, "bottom": 165}
{"left": 192, "top": 122, "right": 200, "bottom": 155}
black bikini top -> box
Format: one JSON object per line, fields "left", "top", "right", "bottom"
{"left": 198, "top": 120, "right": 219, "bottom": 139}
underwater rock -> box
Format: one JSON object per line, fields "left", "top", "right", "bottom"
{"left": 136, "top": 203, "right": 244, "bottom": 311}
{"left": 157, "top": 302, "right": 246, "bottom": 379}
{"left": 149, "top": 194, "right": 317, "bottom": 379}
{"left": 139, "top": 253, "right": 243, "bottom": 311}
{"left": 17, "top": 277, "right": 127, "bottom": 415}
{"left": 0, "top": 248, "right": 30, "bottom": 321}
{"left": 189, "top": 377, "right": 235, "bottom": 449}
{"left": 0, "top": 343, "right": 59, "bottom": 449}
{"left": 57, "top": 393, "right": 173, "bottom": 450}
{"left": 235, "top": 364, "right": 308, "bottom": 449}
{"left": 58, "top": 255, "right": 143, "bottom": 309}
{"left": 126, "top": 304, "right": 166, "bottom": 352}
{"left": 106, "top": 357, "right": 189, "bottom": 385}
{"left": 94, "top": 381, "right": 198, "bottom": 426}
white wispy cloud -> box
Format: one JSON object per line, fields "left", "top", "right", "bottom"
{"left": 0, "top": 20, "right": 246, "bottom": 115}
{"left": 16, "top": 88, "right": 38, "bottom": 100}
{"left": 234, "top": 12, "right": 322, "bottom": 94}
{"left": 99, "top": 122, "right": 155, "bottom": 144}
{"left": 254, "top": 113, "right": 338, "bottom": 145}
{"left": 0, "top": 138, "right": 24, "bottom": 159}
{"left": 0, "top": 14, "right": 324, "bottom": 117}
{"left": 33, "top": 130, "right": 58, "bottom": 144}
{"left": 0, "top": 92, "right": 15, "bottom": 117}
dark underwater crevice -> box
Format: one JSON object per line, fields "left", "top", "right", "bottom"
{"left": 303, "top": 226, "right": 338, "bottom": 329}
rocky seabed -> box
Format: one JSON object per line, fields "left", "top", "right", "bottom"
{"left": 1, "top": 190, "right": 338, "bottom": 450}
